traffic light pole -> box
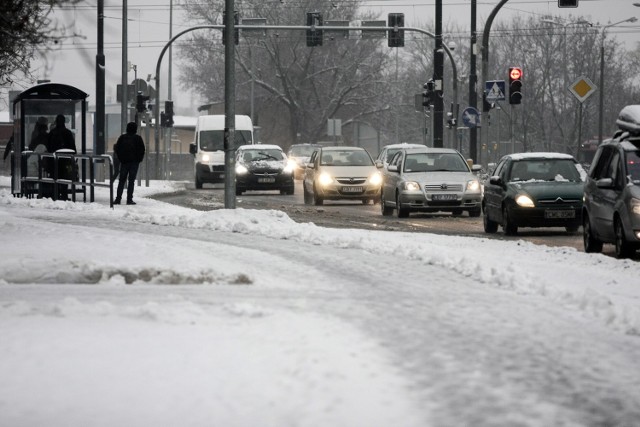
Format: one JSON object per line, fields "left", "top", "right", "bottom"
{"left": 433, "top": 0, "right": 444, "bottom": 148}
{"left": 480, "top": 0, "right": 509, "bottom": 162}
{"left": 469, "top": 0, "right": 477, "bottom": 162}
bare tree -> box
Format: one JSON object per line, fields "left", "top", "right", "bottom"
{"left": 179, "top": 0, "right": 394, "bottom": 147}
{"left": 0, "top": 0, "right": 80, "bottom": 87}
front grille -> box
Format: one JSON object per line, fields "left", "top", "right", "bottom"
{"left": 211, "top": 165, "right": 225, "bottom": 172}
{"left": 538, "top": 198, "right": 581, "bottom": 207}
{"left": 336, "top": 178, "right": 367, "bottom": 185}
{"left": 424, "top": 183, "right": 463, "bottom": 192}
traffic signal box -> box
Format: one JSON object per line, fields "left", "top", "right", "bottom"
{"left": 388, "top": 13, "right": 405, "bottom": 47}
{"left": 422, "top": 80, "right": 435, "bottom": 107}
{"left": 222, "top": 11, "right": 239, "bottom": 46}
{"left": 164, "top": 100, "right": 174, "bottom": 128}
{"left": 136, "top": 92, "right": 149, "bottom": 113}
{"left": 306, "top": 12, "right": 323, "bottom": 47}
{"left": 508, "top": 67, "right": 523, "bottom": 105}
{"left": 558, "top": 0, "right": 578, "bottom": 7}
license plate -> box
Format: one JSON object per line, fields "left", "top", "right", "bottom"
{"left": 342, "top": 186, "right": 363, "bottom": 193}
{"left": 432, "top": 194, "right": 457, "bottom": 201}
{"left": 258, "top": 177, "right": 276, "bottom": 183}
{"left": 545, "top": 209, "right": 575, "bottom": 219}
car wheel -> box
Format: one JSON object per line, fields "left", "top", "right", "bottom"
{"left": 468, "top": 208, "right": 481, "bottom": 218}
{"left": 381, "top": 192, "right": 393, "bottom": 216}
{"left": 235, "top": 188, "right": 243, "bottom": 196}
{"left": 396, "top": 193, "right": 409, "bottom": 218}
{"left": 583, "top": 213, "right": 603, "bottom": 253}
{"left": 483, "top": 204, "right": 498, "bottom": 233}
{"left": 502, "top": 206, "right": 517, "bottom": 235}
{"left": 313, "top": 185, "right": 323, "bottom": 206}
{"left": 195, "top": 173, "right": 203, "bottom": 189}
{"left": 303, "top": 183, "right": 312, "bottom": 205}
{"left": 614, "top": 218, "right": 634, "bottom": 259}
{"left": 362, "top": 199, "right": 370, "bottom": 205}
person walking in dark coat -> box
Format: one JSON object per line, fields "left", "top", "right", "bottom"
{"left": 114, "top": 122, "right": 145, "bottom": 205}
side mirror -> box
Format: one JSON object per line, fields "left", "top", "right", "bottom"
{"left": 489, "top": 175, "right": 503, "bottom": 186}
{"left": 375, "top": 160, "right": 384, "bottom": 169}
{"left": 596, "top": 177, "right": 614, "bottom": 189}
{"left": 306, "top": 162, "right": 315, "bottom": 169}
{"left": 388, "top": 165, "right": 399, "bottom": 172}
{"left": 471, "top": 164, "right": 483, "bottom": 172}
{"left": 189, "top": 143, "right": 196, "bottom": 155}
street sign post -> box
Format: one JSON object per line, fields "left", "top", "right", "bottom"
{"left": 485, "top": 80, "right": 506, "bottom": 102}
{"left": 462, "top": 107, "right": 481, "bottom": 128}
{"left": 569, "top": 76, "right": 596, "bottom": 103}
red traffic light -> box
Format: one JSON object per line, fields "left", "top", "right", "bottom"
{"left": 509, "top": 67, "right": 522, "bottom": 80}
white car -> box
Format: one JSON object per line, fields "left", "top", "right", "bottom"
{"left": 303, "top": 146, "right": 382, "bottom": 205}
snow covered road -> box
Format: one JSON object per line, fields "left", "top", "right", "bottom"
{"left": 1, "top": 179, "right": 640, "bottom": 426}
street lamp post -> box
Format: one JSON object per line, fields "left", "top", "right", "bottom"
{"left": 598, "top": 17, "right": 637, "bottom": 143}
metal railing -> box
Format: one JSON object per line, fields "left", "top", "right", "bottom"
{"left": 21, "top": 151, "right": 115, "bottom": 208}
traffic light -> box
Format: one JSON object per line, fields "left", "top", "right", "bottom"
{"left": 558, "top": 0, "right": 578, "bottom": 7}
{"left": 165, "top": 100, "right": 174, "bottom": 127}
{"left": 136, "top": 91, "right": 149, "bottom": 113}
{"left": 306, "top": 12, "right": 323, "bottom": 47}
{"left": 388, "top": 13, "right": 404, "bottom": 48}
{"left": 222, "top": 11, "right": 239, "bottom": 45}
{"left": 422, "top": 80, "right": 435, "bottom": 107}
{"left": 508, "top": 66, "right": 523, "bottom": 105}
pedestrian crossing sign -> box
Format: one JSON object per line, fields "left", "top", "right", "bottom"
{"left": 485, "top": 80, "right": 506, "bottom": 101}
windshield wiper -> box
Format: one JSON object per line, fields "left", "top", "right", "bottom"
{"left": 257, "top": 152, "right": 279, "bottom": 161}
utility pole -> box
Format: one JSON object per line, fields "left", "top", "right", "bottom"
{"left": 224, "top": 2, "right": 236, "bottom": 208}
{"left": 469, "top": 0, "right": 477, "bottom": 162}
{"left": 96, "top": 0, "right": 105, "bottom": 155}
{"left": 121, "top": 0, "right": 128, "bottom": 134}
{"left": 433, "top": 0, "right": 444, "bottom": 147}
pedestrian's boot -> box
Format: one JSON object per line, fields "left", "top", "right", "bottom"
{"left": 113, "top": 198, "right": 121, "bottom": 205}
{"left": 126, "top": 199, "right": 136, "bottom": 205}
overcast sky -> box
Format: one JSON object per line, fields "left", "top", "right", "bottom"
{"left": 2, "top": 0, "right": 640, "bottom": 115}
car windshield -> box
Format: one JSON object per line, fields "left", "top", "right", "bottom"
{"left": 241, "top": 149, "right": 284, "bottom": 162}
{"left": 289, "top": 145, "right": 318, "bottom": 157}
{"left": 627, "top": 150, "right": 640, "bottom": 184}
{"left": 200, "top": 130, "right": 252, "bottom": 151}
{"left": 403, "top": 153, "right": 469, "bottom": 173}
{"left": 508, "top": 159, "right": 582, "bottom": 182}
{"left": 321, "top": 150, "right": 373, "bottom": 166}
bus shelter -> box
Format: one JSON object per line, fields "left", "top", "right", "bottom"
{"left": 10, "top": 83, "right": 88, "bottom": 196}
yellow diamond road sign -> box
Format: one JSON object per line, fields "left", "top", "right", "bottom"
{"left": 569, "top": 76, "right": 597, "bottom": 103}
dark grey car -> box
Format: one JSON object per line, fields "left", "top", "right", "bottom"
{"left": 583, "top": 128, "right": 640, "bottom": 258}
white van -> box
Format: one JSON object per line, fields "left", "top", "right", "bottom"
{"left": 189, "top": 115, "right": 254, "bottom": 188}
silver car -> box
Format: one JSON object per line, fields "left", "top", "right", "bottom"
{"left": 303, "top": 146, "right": 382, "bottom": 205}
{"left": 381, "top": 147, "right": 483, "bottom": 218}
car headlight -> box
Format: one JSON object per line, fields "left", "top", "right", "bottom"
{"left": 466, "top": 179, "right": 481, "bottom": 192}
{"left": 283, "top": 161, "right": 295, "bottom": 174}
{"left": 318, "top": 172, "right": 334, "bottom": 187}
{"left": 515, "top": 194, "right": 535, "bottom": 207}
{"left": 202, "top": 154, "right": 210, "bottom": 162}
{"left": 631, "top": 198, "right": 640, "bottom": 215}
{"left": 404, "top": 181, "right": 421, "bottom": 191}
{"left": 368, "top": 171, "right": 383, "bottom": 186}
{"left": 236, "top": 164, "right": 248, "bottom": 175}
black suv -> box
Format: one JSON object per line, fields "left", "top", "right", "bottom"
{"left": 583, "top": 106, "right": 640, "bottom": 258}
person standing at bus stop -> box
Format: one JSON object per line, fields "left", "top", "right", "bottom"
{"left": 113, "top": 122, "right": 145, "bottom": 205}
